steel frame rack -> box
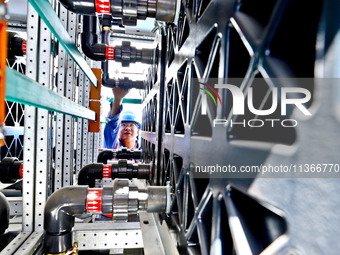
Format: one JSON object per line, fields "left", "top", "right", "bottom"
{"left": 1, "top": 0, "right": 101, "bottom": 253}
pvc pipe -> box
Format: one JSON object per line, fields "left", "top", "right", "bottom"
{"left": 0, "top": 192, "right": 9, "bottom": 235}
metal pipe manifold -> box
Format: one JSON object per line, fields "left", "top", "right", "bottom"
{"left": 111, "top": 179, "right": 170, "bottom": 221}
{"left": 81, "top": 15, "right": 154, "bottom": 66}
{"left": 58, "top": 0, "right": 177, "bottom": 25}
{"left": 98, "top": 18, "right": 146, "bottom": 89}
{"left": 44, "top": 181, "right": 170, "bottom": 254}
{"left": 86, "top": 180, "right": 170, "bottom": 219}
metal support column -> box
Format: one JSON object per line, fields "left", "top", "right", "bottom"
{"left": 22, "top": 2, "right": 39, "bottom": 232}
{"left": 34, "top": 0, "right": 53, "bottom": 230}
{"left": 54, "top": 3, "right": 67, "bottom": 191}
{"left": 81, "top": 58, "right": 91, "bottom": 167}
{"left": 76, "top": 69, "right": 85, "bottom": 176}
{"left": 62, "top": 10, "right": 77, "bottom": 187}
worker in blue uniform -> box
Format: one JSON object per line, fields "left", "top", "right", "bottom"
{"left": 103, "top": 87, "right": 141, "bottom": 149}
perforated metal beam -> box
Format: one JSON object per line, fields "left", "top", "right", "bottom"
{"left": 6, "top": 68, "right": 96, "bottom": 120}
{"left": 54, "top": 3, "right": 68, "bottom": 191}
{"left": 34, "top": 10, "right": 52, "bottom": 230}
{"left": 21, "top": 3, "right": 39, "bottom": 232}
{"left": 62, "top": 10, "right": 77, "bottom": 187}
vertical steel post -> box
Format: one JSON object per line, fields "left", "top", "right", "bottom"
{"left": 22, "top": 3, "right": 39, "bottom": 232}
{"left": 34, "top": 14, "right": 52, "bottom": 231}
{"left": 54, "top": 3, "right": 68, "bottom": 190}
{"left": 76, "top": 69, "right": 85, "bottom": 177}
{"left": 62, "top": 10, "right": 77, "bottom": 186}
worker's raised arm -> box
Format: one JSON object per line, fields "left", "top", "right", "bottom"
{"left": 110, "top": 87, "right": 130, "bottom": 117}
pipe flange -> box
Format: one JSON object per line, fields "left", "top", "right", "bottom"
{"left": 146, "top": 0, "right": 156, "bottom": 18}
{"left": 112, "top": 179, "right": 129, "bottom": 221}
{"left": 122, "top": 0, "right": 138, "bottom": 26}
{"left": 129, "top": 46, "right": 137, "bottom": 63}
{"left": 155, "top": 0, "right": 177, "bottom": 22}
{"left": 121, "top": 41, "right": 132, "bottom": 66}
{"left": 146, "top": 186, "right": 168, "bottom": 213}
{"left": 137, "top": 0, "right": 148, "bottom": 20}
{"left": 128, "top": 185, "right": 139, "bottom": 214}
{"left": 118, "top": 159, "right": 128, "bottom": 176}
{"left": 111, "top": 0, "right": 123, "bottom": 18}
{"left": 141, "top": 48, "right": 154, "bottom": 64}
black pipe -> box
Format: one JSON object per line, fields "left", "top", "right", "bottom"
{"left": 97, "top": 149, "right": 142, "bottom": 163}
{"left": 58, "top": 0, "right": 153, "bottom": 23}
{"left": 78, "top": 161, "right": 150, "bottom": 187}
{"left": 59, "top": 0, "right": 176, "bottom": 25}
{"left": 81, "top": 14, "right": 118, "bottom": 87}
{"left": 77, "top": 163, "right": 103, "bottom": 188}
{"left": 114, "top": 41, "right": 154, "bottom": 67}
{"left": 100, "top": 29, "right": 144, "bottom": 89}
{"left": 0, "top": 157, "right": 23, "bottom": 183}
{"left": 81, "top": 14, "right": 151, "bottom": 85}
{"left": 58, "top": 0, "right": 96, "bottom": 15}
{"left": 97, "top": 150, "right": 115, "bottom": 163}
{"left": 0, "top": 193, "right": 9, "bottom": 235}
{"left": 81, "top": 15, "right": 107, "bottom": 61}
{"left": 44, "top": 186, "right": 88, "bottom": 254}
{"left": 101, "top": 27, "right": 119, "bottom": 87}
{"left": 116, "top": 149, "right": 141, "bottom": 159}
{"left": 7, "top": 32, "right": 26, "bottom": 59}
{"left": 79, "top": 13, "right": 145, "bottom": 88}
{"left": 108, "top": 77, "right": 144, "bottom": 89}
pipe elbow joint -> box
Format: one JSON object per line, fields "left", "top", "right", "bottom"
{"left": 8, "top": 32, "right": 26, "bottom": 58}
{"left": 102, "top": 74, "right": 117, "bottom": 88}
{"left": 58, "top": 0, "right": 96, "bottom": 15}
{"left": 44, "top": 186, "right": 88, "bottom": 254}
{"left": 97, "top": 150, "right": 115, "bottom": 163}
{"left": 0, "top": 193, "right": 9, "bottom": 235}
{"left": 81, "top": 34, "right": 107, "bottom": 61}
{"left": 78, "top": 163, "right": 103, "bottom": 187}
{"left": 0, "top": 157, "right": 22, "bottom": 183}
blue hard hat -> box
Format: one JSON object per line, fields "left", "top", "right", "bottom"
{"left": 120, "top": 110, "right": 141, "bottom": 129}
